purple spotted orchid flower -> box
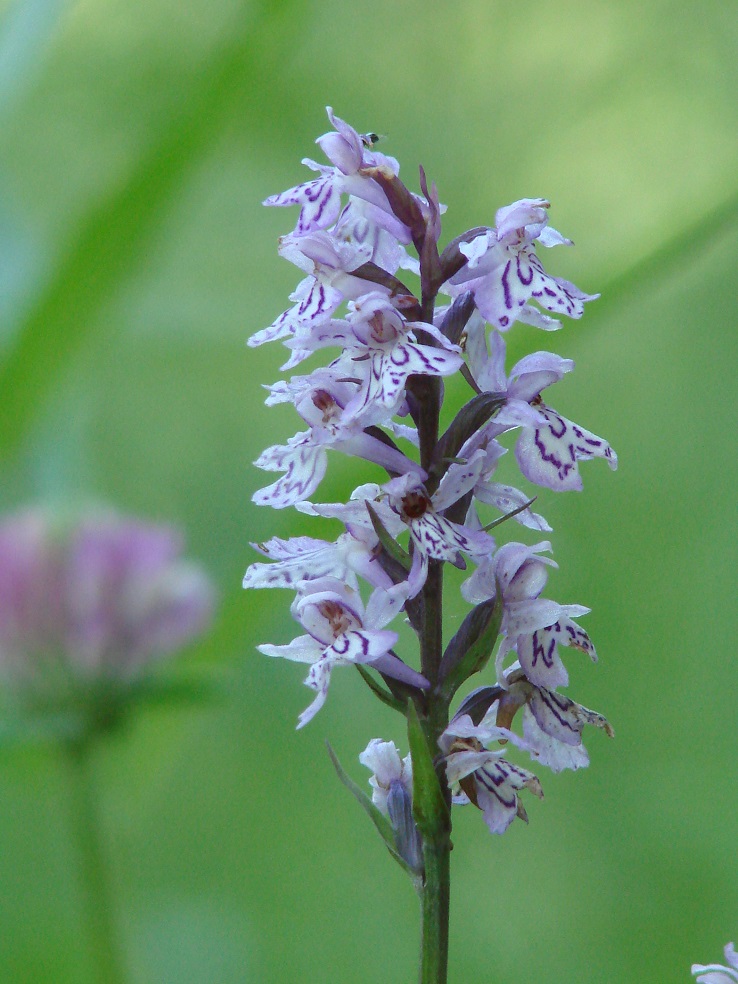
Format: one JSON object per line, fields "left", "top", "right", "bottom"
{"left": 295, "top": 455, "right": 496, "bottom": 577}
{"left": 464, "top": 318, "right": 617, "bottom": 492}
{"left": 248, "top": 231, "right": 394, "bottom": 354}
{"left": 296, "top": 291, "right": 464, "bottom": 414}
{"left": 252, "top": 365, "right": 424, "bottom": 510}
{"left": 247, "top": 109, "right": 616, "bottom": 979}
{"left": 381, "top": 460, "right": 496, "bottom": 570}
{"left": 495, "top": 664, "right": 614, "bottom": 773}
{"left": 243, "top": 528, "right": 395, "bottom": 594}
{"left": 446, "top": 198, "right": 598, "bottom": 332}
{"left": 463, "top": 540, "right": 597, "bottom": 691}
{"left": 257, "top": 577, "right": 427, "bottom": 728}
{"left": 263, "top": 107, "right": 411, "bottom": 243}
{"left": 439, "top": 709, "right": 542, "bottom": 834}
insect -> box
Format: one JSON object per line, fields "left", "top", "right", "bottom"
{"left": 360, "top": 131, "right": 383, "bottom": 148}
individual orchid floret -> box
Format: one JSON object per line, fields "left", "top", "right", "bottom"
{"left": 515, "top": 401, "right": 618, "bottom": 493}
{"left": 333, "top": 199, "right": 419, "bottom": 276}
{"left": 382, "top": 456, "right": 495, "bottom": 569}
{"left": 296, "top": 482, "right": 407, "bottom": 540}
{"left": 493, "top": 666, "right": 613, "bottom": 773}
{"left": 301, "top": 292, "right": 463, "bottom": 417}
{"left": 252, "top": 375, "right": 424, "bottom": 509}
{"left": 692, "top": 943, "right": 738, "bottom": 983}
{"left": 439, "top": 711, "right": 542, "bottom": 834}
{"left": 360, "top": 738, "right": 413, "bottom": 814}
{"left": 248, "top": 231, "right": 395, "bottom": 354}
{"left": 263, "top": 107, "right": 409, "bottom": 241}
{"left": 360, "top": 738, "right": 422, "bottom": 872}
{"left": 463, "top": 541, "right": 596, "bottom": 691}
{"left": 445, "top": 198, "right": 598, "bottom": 332}
{"left": 243, "top": 528, "right": 396, "bottom": 594}
{"left": 263, "top": 364, "right": 392, "bottom": 430}
{"left": 297, "top": 491, "right": 429, "bottom": 601}
{"left": 464, "top": 322, "right": 618, "bottom": 492}
{"left": 257, "top": 578, "right": 427, "bottom": 728}
{"left": 0, "top": 507, "right": 214, "bottom": 724}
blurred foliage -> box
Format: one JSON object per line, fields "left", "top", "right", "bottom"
{"left": 0, "top": 0, "right": 736, "bottom": 981}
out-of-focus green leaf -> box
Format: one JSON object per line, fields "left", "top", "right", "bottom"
{"left": 597, "top": 186, "right": 738, "bottom": 310}
{"left": 0, "top": 0, "right": 305, "bottom": 460}
{"left": 0, "top": 0, "right": 66, "bottom": 117}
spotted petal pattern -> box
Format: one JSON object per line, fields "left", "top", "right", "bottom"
{"left": 515, "top": 405, "right": 618, "bottom": 492}
{"left": 440, "top": 714, "right": 542, "bottom": 835}
{"left": 252, "top": 435, "right": 328, "bottom": 509}
{"left": 473, "top": 758, "right": 543, "bottom": 834}
{"left": 446, "top": 199, "right": 598, "bottom": 333}
{"left": 408, "top": 511, "right": 492, "bottom": 569}
{"left": 298, "top": 628, "right": 399, "bottom": 728}
{"left": 264, "top": 173, "right": 344, "bottom": 237}
{"left": 511, "top": 607, "right": 592, "bottom": 690}
{"left": 248, "top": 279, "right": 343, "bottom": 349}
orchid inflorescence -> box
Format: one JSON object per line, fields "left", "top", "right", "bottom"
{"left": 244, "top": 105, "right": 616, "bottom": 886}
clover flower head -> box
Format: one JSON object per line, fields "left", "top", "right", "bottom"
{"left": 0, "top": 507, "right": 215, "bottom": 726}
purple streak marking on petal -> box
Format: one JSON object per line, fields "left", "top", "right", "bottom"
{"left": 516, "top": 254, "right": 533, "bottom": 287}
{"left": 501, "top": 260, "right": 513, "bottom": 310}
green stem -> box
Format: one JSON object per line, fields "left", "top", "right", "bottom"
{"left": 414, "top": 207, "right": 452, "bottom": 984}
{"left": 419, "top": 826, "right": 451, "bottom": 984}
{"left": 63, "top": 739, "right": 126, "bottom": 984}
{"left": 417, "top": 690, "right": 452, "bottom": 984}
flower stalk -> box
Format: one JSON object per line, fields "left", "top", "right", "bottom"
{"left": 419, "top": 821, "right": 451, "bottom": 984}
{"left": 415, "top": 695, "right": 452, "bottom": 983}
{"left": 63, "top": 737, "right": 126, "bottom": 984}
{"left": 245, "top": 107, "right": 617, "bottom": 982}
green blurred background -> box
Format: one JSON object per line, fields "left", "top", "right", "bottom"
{"left": 0, "top": 0, "right": 736, "bottom": 981}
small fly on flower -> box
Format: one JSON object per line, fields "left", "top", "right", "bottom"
{"left": 360, "top": 131, "right": 383, "bottom": 148}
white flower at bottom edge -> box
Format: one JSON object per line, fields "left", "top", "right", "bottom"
{"left": 692, "top": 943, "right": 738, "bottom": 983}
